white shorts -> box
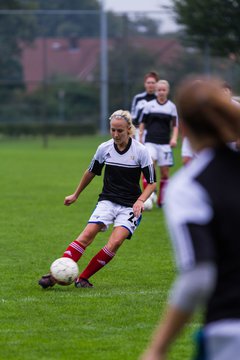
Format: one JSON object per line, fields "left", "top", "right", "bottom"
{"left": 145, "top": 142, "right": 173, "bottom": 167}
{"left": 194, "top": 320, "right": 240, "bottom": 360}
{"left": 181, "top": 137, "right": 194, "bottom": 158}
{"left": 88, "top": 200, "right": 141, "bottom": 239}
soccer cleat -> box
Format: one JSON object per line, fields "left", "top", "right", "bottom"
{"left": 38, "top": 274, "right": 57, "bottom": 289}
{"left": 75, "top": 277, "right": 93, "bottom": 288}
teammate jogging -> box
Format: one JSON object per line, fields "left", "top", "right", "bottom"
{"left": 131, "top": 71, "right": 159, "bottom": 141}
{"left": 139, "top": 80, "right": 178, "bottom": 207}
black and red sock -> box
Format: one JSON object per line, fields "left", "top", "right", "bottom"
{"left": 157, "top": 179, "right": 168, "bottom": 207}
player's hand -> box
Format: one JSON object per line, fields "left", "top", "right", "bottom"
{"left": 133, "top": 199, "right": 144, "bottom": 218}
{"left": 64, "top": 194, "right": 77, "bottom": 206}
{"left": 170, "top": 139, "right": 177, "bottom": 147}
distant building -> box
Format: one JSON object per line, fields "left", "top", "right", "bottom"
{"left": 130, "top": 36, "right": 182, "bottom": 65}
{"left": 20, "top": 37, "right": 182, "bottom": 92}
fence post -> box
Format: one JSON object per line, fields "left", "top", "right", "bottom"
{"left": 100, "top": 0, "right": 108, "bottom": 135}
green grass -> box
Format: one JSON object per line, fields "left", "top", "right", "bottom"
{"left": 0, "top": 136, "right": 198, "bottom": 360}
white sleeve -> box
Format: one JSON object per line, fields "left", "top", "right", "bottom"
{"left": 169, "top": 262, "right": 217, "bottom": 312}
{"left": 140, "top": 144, "right": 153, "bottom": 168}
{"left": 171, "top": 102, "right": 179, "bottom": 127}
{"left": 138, "top": 102, "right": 150, "bottom": 123}
{"left": 88, "top": 144, "right": 105, "bottom": 175}
{"left": 93, "top": 143, "right": 107, "bottom": 163}
{"left": 131, "top": 95, "right": 138, "bottom": 118}
{"left": 164, "top": 172, "right": 214, "bottom": 272}
{"left": 139, "top": 145, "right": 156, "bottom": 184}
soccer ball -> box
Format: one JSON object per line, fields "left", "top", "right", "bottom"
{"left": 144, "top": 197, "right": 153, "bottom": 211}
{"left": 50, "top": 257, "right": 79, "bottom": 285}
{"left": 150, "top": 192, "right": 158, "bottom": 204}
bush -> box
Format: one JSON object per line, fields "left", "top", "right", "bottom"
{"left": 0, "top": 121, "right": 97, "bottom": 136}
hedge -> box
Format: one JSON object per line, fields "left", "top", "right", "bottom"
{"left": 0, "top": 121, "right": 97, "bottom": 136}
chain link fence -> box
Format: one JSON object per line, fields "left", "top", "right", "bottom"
{"left": 0, "top": 9, "right": 239, "bottom": 136}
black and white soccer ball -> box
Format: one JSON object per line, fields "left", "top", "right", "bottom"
{"left": 144, "top": 198, "right": 153, "bottom": 211}
{"left": 50, "top": 257, "right": 79, "bottom": 285}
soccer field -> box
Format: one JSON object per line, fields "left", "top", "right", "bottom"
{"left": 0, "top": 136, "right": 198, "bottom": 360}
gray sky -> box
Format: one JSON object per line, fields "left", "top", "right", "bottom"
{"left": 104, "top": 0, "right": 179, "bottom": 33}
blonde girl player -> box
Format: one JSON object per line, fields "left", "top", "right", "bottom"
{"left": 139, "top": 80, "right": 178, "bottom": 207}
{"left": 39, "top": 110, "right": 156, "bottom": 289}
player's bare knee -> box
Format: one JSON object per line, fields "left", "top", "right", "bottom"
{"left": 76, "top": 230, "right": 95, "bottom": 247}
{"left": 106, "top": 238, "right": 125, "bottom": 253}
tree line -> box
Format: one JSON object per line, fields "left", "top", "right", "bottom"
{"left": 0, "top": 0, "right": 239, "bottom": 129}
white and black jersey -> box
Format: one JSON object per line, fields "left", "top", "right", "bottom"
{"left": 88, "top": 137, "right": 156, "bottom": 207}
{"left": 164, "top": 145, "right": 240, "bottom": 324}
{"left": 140, "top": 99, "right": 178, "bottom": 144}
{"left": 131, "top": 91, "right": 157, "bottom": 127}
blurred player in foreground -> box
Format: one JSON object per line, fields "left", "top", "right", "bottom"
{"left": 222, "top": 81, "right": 240, "bottom": 151}
{"left": 39, "top": 110, "right": 156, "bottom": 289}
{"left": 141, "top": 78, "right": 240, "bottom": 360}
{"left": 139, "top": 80, "right": 178, "bottom": 207}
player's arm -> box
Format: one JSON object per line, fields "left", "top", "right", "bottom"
{"left": 131, "top": 95, "right": 138, "bottom": 123}
{"left": 64, "top": 170, "right": 95, "bottom": 206}
{"left": 64, "top": 145, "right": 105, "bottom": 206}
{"left": 140, "top": 263, "right": 216, "bottom": 360}
{"left": 140, "top": 179, "right": 217, "bottom": 359}
{"left": 139, "top": 122, "right": 145, "bottom": 144}
{"left": 170, "top": 116, "right": 178, "bottom": 147}
{"left": 139, "top": 108, "right": 149, "bottom": 144}
{"left": 140, "top": 304, "right": 191, "bottom": 360}
{"left": 134, "top": 182, "right": 156, "bottom": 218}
{"left": 133, "top": 159, "right": 156, "bottom": 217}
{"left": 170, "top": 104, "right": 179, "bottom": 147}
{"left": 170, "top": 125, "right": 178, "bottom": 147}
{"left": 137, "top": 182, "right": 156, "bottom": 203}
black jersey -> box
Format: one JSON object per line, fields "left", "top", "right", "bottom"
{"left": 140, "top": 99, "right": 178, "bottom": 144}
{"left": 131, "top": 91, "right": 157, "bottom": 127}
{"left": 88, "top": 137, "right": 156, "bottom": 207}
{"left": 164, "top": 146, "right": 240, "bottom": 324}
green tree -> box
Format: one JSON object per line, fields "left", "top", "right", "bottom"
{"left": 23, "top": 76, "right": 99, "bottom": 123}
{"left": 33, "top": 0, "right": 159, "bottom": 38}
{"left": 107, "top": 46, "right": 159, "bottom": 111}
{"left": 173, "top": 0, "right": 240, "bottom": 56}
{"left": 0, "top": 0, "right": 37, "bottom": 101}
{"left": 34, "top": 0, "right": 100, "bottom": 37}
{"left": 128, "top": 16, "right": 159, "bottom": 37}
